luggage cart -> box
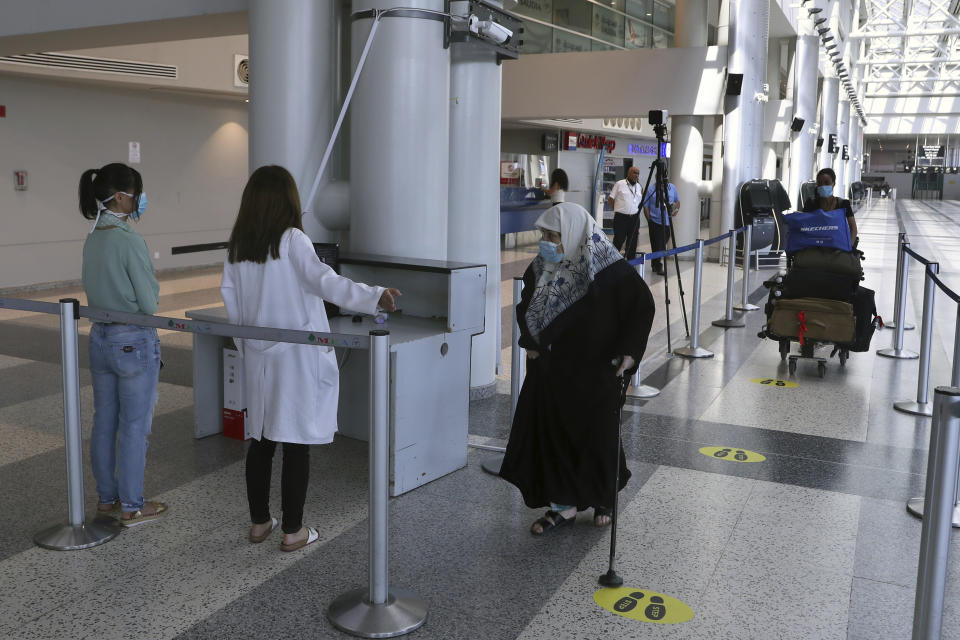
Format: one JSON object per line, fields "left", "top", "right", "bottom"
{"left": 778, "top": 337, "right": 850, "bottom": 378}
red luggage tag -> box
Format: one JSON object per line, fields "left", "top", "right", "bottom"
{"left": 797, "top": 310, "right": 807, "bottom": 346}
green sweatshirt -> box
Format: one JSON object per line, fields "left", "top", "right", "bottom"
{"left": 82, "top": 212, "right": 159, "bottom": 315}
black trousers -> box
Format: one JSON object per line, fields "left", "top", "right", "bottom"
{"left": 612, "top": 213, "right": 641, "bottom": 260}
{"left": 246, "top": 436, "right": 309, "bottom": 534}
{"left": 647, "top": 219, "right": 670, "bottom": 271}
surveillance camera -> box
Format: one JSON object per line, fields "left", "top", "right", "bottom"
{"left": 468, "top": 15, "right": 513, "bottom": 45}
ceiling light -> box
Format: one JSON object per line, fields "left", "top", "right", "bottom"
{"left": 814, "top": 18, "right": 827, "bottom": 26}
{"left": 818, "top": 27, "right": 830, "bottom": 35}
{"left": 822, "top": 35, "right": 834, "bottom": 43}
{"left": 808, "top": 7, "right": 823, "bottom": 14}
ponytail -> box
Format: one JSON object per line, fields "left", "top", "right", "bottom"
{"left": 77, "top": 163, "right": 143, "bottom": 221}
{"left": 78, "top": 169, "right": 100, "bottom": 220}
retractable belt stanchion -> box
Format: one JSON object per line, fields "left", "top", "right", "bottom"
{"left": 480, "top": 278, "right": 525, "bottom": 474}
{"left": 895, "top": 262, "right": 940, "bottom": 417}
{"left": 328, "top": 330, "right": 428, "bottom": 638}
{"left": 712, "top": 229, "right": 746, "bottom": 329}
{"left": 879, "top": 238, "right": 919, "bottom": 359}
{"left": 911, "top": 387, "right": 960, "bottom": 640}
{"left": 627, "top": 254, "right": 660, "bottom": 399}
{"left": 733, "top": 224, "right": 758, "bottom": 312}
{"left": 674, "top": 239, "right": 714, "bottom": 359}
{"left": 885, "top": 233, "right": 916, "bottom": 331}
{"left": 906, "top": 296, "right": 960, "bottom": 526}
{"left": 34, "top": 299, "right": 121, "bottom": 551}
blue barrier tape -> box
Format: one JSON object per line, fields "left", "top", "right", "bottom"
{"left": 624, "top": 226, "right": 746, "bottom": 267}
{"left": 703, "top": 231, "right": 732, "bottom": 247}
{"left": 930, "top": 272, "right": 960, "bottom": 304}
{"left": 904, "top": 245, "right": 935, "bottom": 266}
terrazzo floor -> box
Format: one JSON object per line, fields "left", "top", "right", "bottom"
{"left": 2, "top": 198, "right": 960, "bottom": 639}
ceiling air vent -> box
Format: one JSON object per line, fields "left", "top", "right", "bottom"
{"left": 234, "top": 54, "right": 249, "bottom": 87}
{"left": 0, "top": 52, "right": 177, "bottom": 78}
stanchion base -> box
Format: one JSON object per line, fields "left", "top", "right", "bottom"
{"left": 626, "top": 385, "right": 660, "bottom": 398}
{"left": 905, "top": 498, "right": 960, "bottom": 528}
{"left": 674, "top": 346, "right": 715, "bottom": 359}
{"left": 884, "top": 321, "right": 915, "bottom": 331}
{"left": 893, "top": 400, "right": 933, "bottom": 417}
{"left": 877, "top": 347, "right": 919, "bottom": 360}
{"left": 598, "top": 569, "right": 624, "bottom": 588}
{"left": 480, "top": 455, "right": 504, "bottom": 476}
{"left": 328, "top": 587, "right": 428, "bottom": 638}
{"left": 712, "top": 317, "right": 746, "bottom": 328}
{"left": 33, "top": 517, "right": 122, "bottom": 551}
{"left": 733, "top": 303, "right": 759, "bottom": 312}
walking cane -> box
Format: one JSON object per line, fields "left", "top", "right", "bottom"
{"left": 599, "top": 371, "right": 628, "bottom": 588}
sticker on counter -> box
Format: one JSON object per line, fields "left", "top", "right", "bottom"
{"left": 594, "top": 587, "right": 694, "bottom": 624}
{"left": 749, "top": 377, "right": 798, "bottom": 388}
{"left": 698, "top": 446, "right": 766, "bottom": 463}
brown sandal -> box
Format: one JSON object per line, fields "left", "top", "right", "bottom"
{"left": 249, "top": 517, "right": 279, "bottom": 543}
{"left": 120, "top": 501, "right": 168, "bottom": 527}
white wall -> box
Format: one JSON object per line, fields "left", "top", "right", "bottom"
{"left": 944, "top": 177, "right": 960, "bottom": 200}
{"left": 0, "top": 73, "right": 248, "bottom": 290}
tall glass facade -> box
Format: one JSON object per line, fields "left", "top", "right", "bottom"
{"left": 514, "top": 0, "right": 675, "bottom": 54}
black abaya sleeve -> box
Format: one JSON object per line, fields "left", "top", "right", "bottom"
{"left": 515, "top": 265, "right": 539, "bottom": 350}
{"left": 612, "top": 270, "right": 655, "bottom": 373}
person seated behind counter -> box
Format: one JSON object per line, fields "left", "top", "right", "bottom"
{"left": 805, "top": 168, "right": 858, "bottom": 246}
{"left": 542, "top": 168, "right": 568, "bottom": 204}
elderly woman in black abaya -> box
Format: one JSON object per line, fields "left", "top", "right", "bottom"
{"left": 500, "top": 203, "right": 655, "bottom": 535}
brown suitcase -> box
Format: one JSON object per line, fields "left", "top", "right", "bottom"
{"left": 769, "top": 298, "right": 856, "bottom": 343}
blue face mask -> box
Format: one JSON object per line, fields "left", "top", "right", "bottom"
{"left": 126, "top": 192, "right": 148, "bottom": 220}
{"left": 817, "top": 185, "right": 834, "bottom": 198}
{"left": 539, "top": 240, "right": 564, "bottom": 263}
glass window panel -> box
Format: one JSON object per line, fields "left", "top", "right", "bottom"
{"left": 521, "top": 20, "right": 553, "bottom": 54}
{"left": 652, "top": 29, "right": 670, "bottom": 48}
{"left": 625, "top": 0, "right": 653, "bottom": 19}
{"left": 625, "top": 18, "right": 652, "bottom": 48}
{"left": 514, "top": 0, "right": 553, "bottom": 22}
{"left": 553, "top": 29, "right": 592, "bottom": 53}
{"left": 592, "top": 40, "right": 617, "bottom": 51}
{"left": 553, "top": 0, "right": 591, "bottom": 35}
{"left": 592, "top": 6, "right": 624, "bottom": 45}
{"left": 653, "top": 0, "right": 673, "bottom": 30}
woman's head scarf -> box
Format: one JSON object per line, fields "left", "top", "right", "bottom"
{"left": 524, "top": 202, "right": 623, "bottom": 341}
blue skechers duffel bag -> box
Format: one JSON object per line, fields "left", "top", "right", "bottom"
{"left": 784, "top": 208, "right": 852, "bottom": 253}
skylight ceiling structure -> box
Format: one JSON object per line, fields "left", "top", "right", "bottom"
{"left": 854, "top": 0, "right": 960, "bottom": 98}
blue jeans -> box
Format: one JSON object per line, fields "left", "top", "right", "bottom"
{"left": 88, "top": 323, "right": 160, "bottom": 512}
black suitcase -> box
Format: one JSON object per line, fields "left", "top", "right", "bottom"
{"left": 781, "top": 268, "right": 859, "bottom": 302}
{"left": 848, "top": 285, "right": 882, "bottom": 352}
{"left": 790, "top": 247, "right": 864, "bottom": 280}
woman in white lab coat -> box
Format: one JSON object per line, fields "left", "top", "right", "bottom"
{"left": 221, "top": 165, "right": 399, "bottom": 551}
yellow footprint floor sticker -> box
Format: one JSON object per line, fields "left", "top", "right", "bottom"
{"left": 698, "top": 446, "right": 766, "bottom": 463}
{"left": 594, "top": 587, "right": 694, "bottom": 624}
{"left": 750, "top": 377, "right": 798, "bottom": 388}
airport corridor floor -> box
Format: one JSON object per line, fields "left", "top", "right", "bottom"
{"left": 1, "top": 198, "right": 959, "bottom": 639}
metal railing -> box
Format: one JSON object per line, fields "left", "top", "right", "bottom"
{"left": 0, "top": 296, "right": 426, "bottom": 639}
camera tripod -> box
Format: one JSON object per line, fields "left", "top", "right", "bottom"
{"left": 634, "top": 125, "right": 689, "bottom": 352}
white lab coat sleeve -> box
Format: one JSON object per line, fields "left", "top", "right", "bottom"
{"left": 288, "top": 230, "right": 385, "bottom": 315}
{"left": 220, "top": 262, "right": 243, "bottom": 356}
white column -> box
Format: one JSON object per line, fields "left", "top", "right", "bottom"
{"left": 249, "top": 0, "right": 338, "bottom": 241}
{"left": 788, "top": 35, "right": 819, "bottom": 204}
{"left": 721, "top": 0, "right": 770, "bottom": 233}
{"left": 837, "top": 99, "right": 850, "bottom": 196}
{"left": 671, "top": 0, "right": 708, "bottom": 249}
{"left": 448, "top": 18, "right": 502, "bottom": 395}
{"left": 762, "top": 37, "right": 780, "bottom": 179}
{"left": 350, "top": 0, "right": 450, "bottom": 259}
{"left": 819, "top": 77, "right": 839, "bottom": 173}
{"left": 671, "top": 117, "right": 704, "bottom": 249}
